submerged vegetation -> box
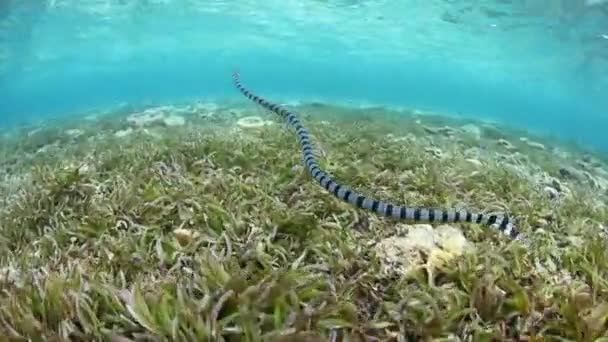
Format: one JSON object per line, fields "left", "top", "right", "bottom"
{"left": 0, "top": 101, "right": 607, "bottom": 341}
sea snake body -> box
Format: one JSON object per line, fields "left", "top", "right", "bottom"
{"left": 232, "top": 71, "right": 521, "bottom": 241}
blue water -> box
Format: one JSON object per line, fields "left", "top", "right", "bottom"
{"left": 1, "top": 1, "right": 607, "bottom": 150}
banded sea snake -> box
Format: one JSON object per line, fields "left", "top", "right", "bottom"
{"left": 232, "top": 71, "right": 523, "bottom": 241}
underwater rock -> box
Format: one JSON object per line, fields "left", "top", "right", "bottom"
{"left": 114, "top": 128, "right": 133, "bottom": 138}
{"left": 170, "top": 106, "right": 196, "bottom": 117}
{"left": 542, "top": 173, "right": 572, "bottom": 196}
{"left": 65, "top": 128, "right": 84, "bottom": 137}
{"left": 558, "top": 167, "right": 582, "bottom": 181}
{"left": 423, "top": 125, "right": 456, "bottom": 137}
{"left": 595, "top": 167, "right": 608, "bottom": 179}
{"left": 387, "top": 133, "right": 416, "bottom": 144}
{"left": 163, "top": 115, "right": 186, "bottom": 127}
{"left": 460, "top": 124, "right": 482, "bottom": 140}
{"left": 424, "top": 147, "right": 443, "bottom": 159}
{"left": 35, "top": 142, "right": 59, "bottom": 155}
{"left": 422, "top": 126, "right": 435, "bottom": 134}
{"left": 575, "top": 157, "right": 604, "bottom": 173}
{"left": 173, "top": 228, "right": 200, "bottom": 247}
{"left": 585, "top": 172, "right": 608, "bottom": 191}
{"left": 236, "top": 116, "right": 273, "bottom": 129}
{"left": 463, "top": 147, "right": 483, "bottom": 158}
{"left": 434, "top": 225, "right": 470, "bottom": 254}
{"left": 560, "top": 167, "right": 608, "bottom": 192}
{"left": 534, "top": 258, "right": 574, "bottom": 288}
{"left": 497, "top": 139, "right": 516, "bottom": 151}
{"left": 557, "top": 167, "right": 608, "bottom": 193}
{"left": 575, "top": 160, "right": 590, "bottom": 171}
{"left": 199, "top": 111, "right": 216, "bottom": 120}
{"left": 194, "top": 101, "right": 219, "bottom": 112}
{"left": 142, "top": 128, "right": 163, "bottom": 139}
{"left": 438, "top": 126, "right": 456, "bottom": 137}
{"left": 291, "top": 164, "right": 303, "bottom": 175}
{"left": 78, "top": 163, "right": 96, "bottom": 175}
{"left": 547, "top": 176, "right": 563, "bottom": 192}
{"left": 465, "top": 158, "right": 482, "bottom": 166}
{"left": 551, "top": 147, "right": 571, "bottom": 159}
{"left": 543, "top": 186, "right": 560, "bottom": 200}
{"left": 0, "top": 266, "right": 22, "bottom": 288}
{"left": 535, "top": 218, "right": 549, "bottom": 227}
{"left": 579, "top": 155, "right": 603, "bottom": 168}
{"left": 27, "top": 127, "right": 43, "bottom": 137}
{"left": 228, "top": 108, "right": 246, "bottom": 118}
{"left": 374, "top": 224, "right": 472, "bottom": 277}
{"left": 126, "top": 108, "right": 166, "bottom": 127}
{"left": 525, "top": 140, "right": 545, "bottom": 150}
{"left": 600, "top": 224, "right": 608, "bottom": 240}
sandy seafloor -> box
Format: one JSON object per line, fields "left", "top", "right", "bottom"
{"left": 0, "top": 100, "right": 607, "bottom": 340}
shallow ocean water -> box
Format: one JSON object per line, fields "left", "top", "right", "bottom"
{"left": 1, "top": 1, "right": 608, "bottom": 340}
{"left": 1, "top": 0, "right": 607, "bottom": 149}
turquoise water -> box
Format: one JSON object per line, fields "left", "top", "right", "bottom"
{"left": 1, "top": 1, "right": 607, "bottom": 150}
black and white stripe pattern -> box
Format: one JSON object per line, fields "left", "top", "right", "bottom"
{"left": 232, "top": 71, "right": 521, "bottom": 240}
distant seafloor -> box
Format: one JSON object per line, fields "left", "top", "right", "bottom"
{"left": 0, "top": 51, "right": 606, "bottom": 153}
